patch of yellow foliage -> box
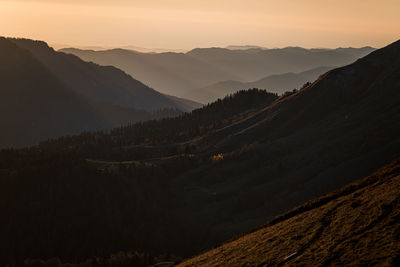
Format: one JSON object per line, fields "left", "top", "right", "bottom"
{"left": 211, "top": 153, "right": 224, "bottom": 163}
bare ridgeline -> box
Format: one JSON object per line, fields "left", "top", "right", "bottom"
{"left": 0, "top": 39, "right": 399, "bottom": 266}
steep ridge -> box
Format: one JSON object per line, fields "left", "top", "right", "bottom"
{"left": 0, "top": 38, "right": 182, "bottom": 148}
{"left": 187, "top": 66, "right": 334, "bottom": 103}
{"left": 205, "top": 39, "right": 400, "bottom": 151}
{"left": 61, "top": 46, "right": 374, "bottom": 97}
{"left": 10, "top": 38, "right": 180, "bottom": 111}
{"left": 179, "top": 159, "right": 400, "bottom": 266}
{"left": 0, "top": 37, "right": 104, "bottom": 148}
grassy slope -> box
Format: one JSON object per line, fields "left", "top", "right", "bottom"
{"left": 179, "top": 159, "right": 400, "bottom": 266}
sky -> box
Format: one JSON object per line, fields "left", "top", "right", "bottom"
{"left": 0, "top": 0, "right": 399, "bottom": 50}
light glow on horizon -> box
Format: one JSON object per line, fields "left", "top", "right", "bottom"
{"left": 0, "top": 0, "right": 399, "bottom": 49}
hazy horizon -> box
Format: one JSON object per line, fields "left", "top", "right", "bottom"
{"left": 47, "top": 43, "right": 376, "bottom": 53}
{"left": 1, "top": 0, "right": 399, "bottom": 50}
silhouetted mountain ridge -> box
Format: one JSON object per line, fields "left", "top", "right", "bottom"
{"left": 0, "top": 37, "right": 184, "bottom": 148}
{"left": 61, "top": 45, "right": 374, "bottom": 97}
{"left": 11, "top": 38, "right": 180, "bottom": 111}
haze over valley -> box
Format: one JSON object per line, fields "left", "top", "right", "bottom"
{"left": 61, "top": 46, "right": 375, "bottom": 101}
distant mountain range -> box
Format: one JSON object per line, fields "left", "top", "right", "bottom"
{"left": 52, "top": 44, "right": 188, "bottom": 53}
{"left": 225, "top": 45, "right": 266, "bottom": 50}
{"left": 0, "top": 38, "right": 194, "bottom": 148}
{"left": 1, "top": 39, "right": 398, "bottom": 265}
{"left": 186, "top": 66, "right": 334, "bottom": 103}
{"left": 60, "top": 46, "right": 375, "bottom": 98}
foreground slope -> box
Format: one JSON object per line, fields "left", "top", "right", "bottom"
{"left": 179, "top": 159, "right": 400, "bottom": 266}
{"left": 61, "top": 46, "right": 374, "bottom": 97}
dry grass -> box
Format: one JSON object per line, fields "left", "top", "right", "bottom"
{"left": 178, "top": 159, "right": 400, "bottom": 266}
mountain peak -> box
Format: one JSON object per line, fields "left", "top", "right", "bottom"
{"left": 7, "top": 37, "right": 53, "bottom": 52}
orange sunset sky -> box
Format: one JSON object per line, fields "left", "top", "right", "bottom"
{"left": 0, "top": 0, "right": 399, "bottom": 49}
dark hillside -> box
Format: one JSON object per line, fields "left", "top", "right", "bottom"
{"left": 168, "top": 40, "right": 400, "bottom": 251}
{"left": 0, "top": 89, "right": 279, "bottom": 264}
{"left": 0, "top": 38, "right": 104, "bottom": 148}
{"left": 0, "top": 37, "right": 184, "bottom": 148}
{"left": 11, "top": 38, "right": 179, "bottom": 111}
